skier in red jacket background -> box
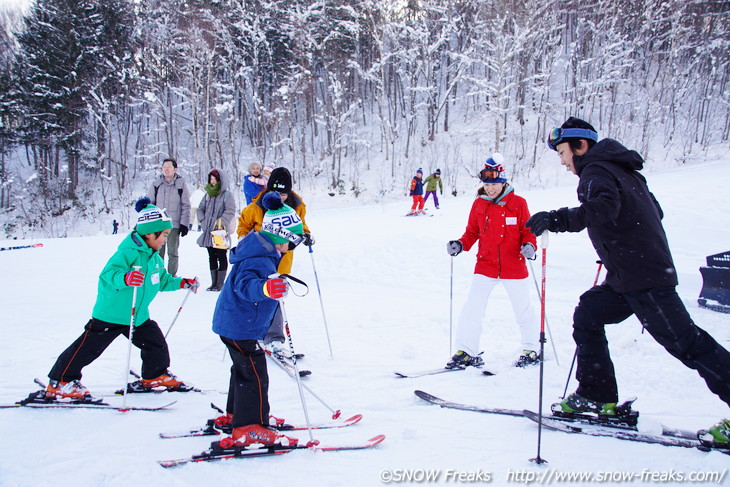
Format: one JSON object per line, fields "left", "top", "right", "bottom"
{"left": 446, "top": 153, "right": 540, "bottom": 369}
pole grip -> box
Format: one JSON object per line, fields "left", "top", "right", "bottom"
{"left": 540, "top": 231, "right": 549, "bottom": 250}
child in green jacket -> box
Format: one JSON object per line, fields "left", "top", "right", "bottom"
{"left": 44, "top": 197, "right": 199, "bottom": 400}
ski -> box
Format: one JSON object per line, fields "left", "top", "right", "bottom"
{"left": 270, "top": 350, "right": 305, "bottom": 362}
{"left": 522, "top": 410, "right": 728, "bottom": 455}
{"left": 416, "top": 390, "right": 702, "bottom": 442}
{"left": 543, "top": 399, "right": 702, "bottom": 440}
{"left": 5, "top": 401, "right": 176, "bottom": 411}
{"left": 0, "top": 243, "right": 43, "bottom": 252}
{"left": 265, "top": 349, "right": 311, "bottom": 378}
{"left": 404, "top": 212, "right": 433, "bottom": 217}
{"left": 395, "top": 367, "right": 494, "bottom": 378}
{"left": 160, "top": 411, "right": 363, "bottom": 439}
{"left": 414, "top": 390, "right": 524, "bottom": 417}
{"left": 158, "top": 434, "right": 386, "bottom": 468}
{"left": 0, "top": 379, "right": 177, "bottom": 411}
{"left": 1, "top": 395, "right": 176, "bottom": 411}
{"left": 114, "top": 383, "right": 202, "bottom": 395}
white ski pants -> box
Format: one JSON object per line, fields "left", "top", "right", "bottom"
{"left": 454, "top": 274, "right": 539, "bottom": 357}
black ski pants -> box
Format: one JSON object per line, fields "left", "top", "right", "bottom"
{"left": 220, "top": 337, "right": 270, "bottom": 427}
{"left": 572, "top": 284, "right": 730, "bottom": 406}
{"left": 48, "top": 318, "right": 170, "bottom": 382}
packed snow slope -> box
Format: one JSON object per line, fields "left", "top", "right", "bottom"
{"left": 1, "top": 160, "right": 729, "bottom": 487}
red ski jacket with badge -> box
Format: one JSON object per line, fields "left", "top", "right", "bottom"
{"left": 459, "top": 187, "right": 536, "bottom": 279}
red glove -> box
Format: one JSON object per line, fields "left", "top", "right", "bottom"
{"left": 124, "top": 270, "right": 145, "bottom": 287}
{"left": 263, "top": 278, "right": 288, "bottom": 300}
{"left": 181, "top": 278, "right": 200, "bottom": 293}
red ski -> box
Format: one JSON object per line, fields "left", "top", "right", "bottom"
{"left": 158, "top": 434, "right": 385, "bottom": 468}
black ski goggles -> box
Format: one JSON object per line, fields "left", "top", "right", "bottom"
{"left": 547, "top": 127, "right": 598, "bottom": 151}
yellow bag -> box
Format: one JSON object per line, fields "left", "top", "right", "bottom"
{"left": 211, "top": 218, "right": 230, "bottom": 249}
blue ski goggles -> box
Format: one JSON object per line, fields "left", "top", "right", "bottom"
{"left": 547, "top": 127, "right": 598, "bottom": 151}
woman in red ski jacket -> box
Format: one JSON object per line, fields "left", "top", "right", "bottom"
{"left": 445, "top": 154, "right": 540, "bottom": 369}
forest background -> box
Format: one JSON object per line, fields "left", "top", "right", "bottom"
{"left": 0, "top": 0, "right": 728, "bottom": 238}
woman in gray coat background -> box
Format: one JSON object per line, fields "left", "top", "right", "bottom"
{"left": 197, "top": 169, "right": 236, "bottom": 291}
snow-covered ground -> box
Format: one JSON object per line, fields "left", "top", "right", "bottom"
{"left": 1, "top": 160, "right": 729, "bottom": 487}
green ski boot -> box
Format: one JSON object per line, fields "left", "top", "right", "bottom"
{"left": 557, "top": 392, "right": 617, "bottom": 416}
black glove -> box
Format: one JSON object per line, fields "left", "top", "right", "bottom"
{"left": 446, "top": 240, "right": 463, "bottom": 256}
{"left": 179, "top": 224, "right": 189, "bottom": 237}
{"left": 302, "top": 232, "right": 314, "bottom": 247}
{"left": 525, "top": 212, "right": 551, "bottom": 236}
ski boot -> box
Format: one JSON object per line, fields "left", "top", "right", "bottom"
{"left": 23, "top": 380, "right": 103, "bottom": 405}
{"left": 209, "top": 413, "right": 289, "bottom": 435}
{"left": 552, "top": 392, "right": 639, "bottom": 428}
{"left": 265, "top": 340, "right": 287, "bottom": 360}
{"left": 698, "top": 419, "right": 730, "bottom": 450}
{"left": 45, "top": 380, "right": 93, "bottom": 400}
{"left": 205, "top": 412, "right": 233, "bottom": 434}
{"left": 445, "top": 350, "right": 484, "bottom": 369}
{"left": 515, "top": 350, "right": 540, "bottom": 368}
{"left": 216, "top": 425, "right": 298, "bottom": 449}
{"left": 556, "top": 392, "right": 617, "bottom": 416}
{"left": 126, "top": 371, "right": 196, "bottom": 393}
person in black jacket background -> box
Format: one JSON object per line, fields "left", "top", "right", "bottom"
{"left": 526, "top": 117, "right": 730, "bottom": 445}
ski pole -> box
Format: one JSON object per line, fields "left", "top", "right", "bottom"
{"left": 263, "top": 349, "right": 342, "bottom": 419}
{"left": 164, "top": 276, "right": 197, "bottom": 339}
{"left": 121, "top": 265, "right": 142, "bottom": 410}
{"left": 279, "top": 298, "right": 317, "bottom": 446}
{"left": 449, "top": 256, "right": 454, "bottom": 354}
{"left": 0, "top": 243, "right": 43, "bottom": 251}
{"left": 528, "top": 260, "right": 559, "bottom": 367}
{"left": 530, "top": 232, "right": 548, "bottom": 465}
{"left": 561, "top": 260, "right": 603, "bottom": 398}
{"left": 308, "top": 246, "right": 334, "bottom": 358}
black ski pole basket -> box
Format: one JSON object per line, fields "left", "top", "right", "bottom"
{"left": 698, "top": 251, "right": 730, "bottom": 314}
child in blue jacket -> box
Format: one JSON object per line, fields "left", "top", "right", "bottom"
{"left": 211, "top": 191, "right": 305, "bottom": 449}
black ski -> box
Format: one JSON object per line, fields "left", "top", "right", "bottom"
{"left": 416, "top": 390, "right": 702, "bottom": 442}
{"left": 414, "top": 390, "right": 524, "bottom": 417}
{"left": 395, "top": 368, "right": 494, "bottom": 378}
{"left": 544, "top": 399, "right": 702, "bottom": 440}
{"left": 0, "top": 379, "right": 177, "bottom": 411}
{"left": 1, "top": 390, "right": 176, "bottom": 411}
{"left": 115, "top": 382, "right": 201, "bottom": 395}
{"left": 0, "top": 400, "right": 177, "bottom": 411}
{"left": 523, "top": 410, "right": 729, "bottom": 455}
{"left": 158, "top": 434, "right": 386, "bottom": 467}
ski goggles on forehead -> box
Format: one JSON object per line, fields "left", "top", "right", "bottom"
{"left": 479, "top": 169, "right": 500, "bottom": 182}
{"left": 547, "top": 127, "right": 598, "bottom": 151}
{"left": 479, "top": 164, "right": 504, "bottom": 182}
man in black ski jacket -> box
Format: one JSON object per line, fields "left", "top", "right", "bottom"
{"left": 526, "top": 117, "right": 730, "bottom": 444}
